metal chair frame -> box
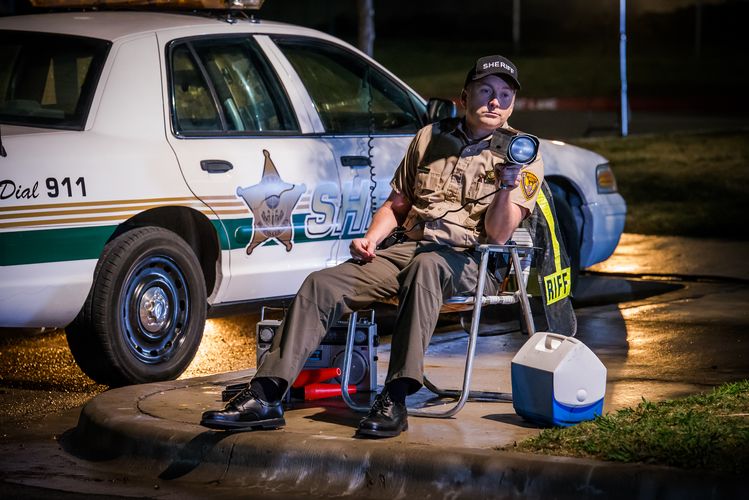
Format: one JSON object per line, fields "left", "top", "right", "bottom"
{"left": 340, "top": 240, "right": 537, "bottom": 418}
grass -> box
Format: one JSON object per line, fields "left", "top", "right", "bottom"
{"left": 572, "top": 130, "right": 749, "bottom": 239}
{"left": 509, "top": 380, "right": 749, "bottom": 474}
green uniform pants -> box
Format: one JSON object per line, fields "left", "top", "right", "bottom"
{"left": 255, "top": 241, "right": 500, "bottom": 392}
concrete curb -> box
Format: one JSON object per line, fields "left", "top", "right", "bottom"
{"left": 73, "top": 375, "right": 742, "bottom": 499}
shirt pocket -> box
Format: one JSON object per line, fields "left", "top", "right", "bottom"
{"left": 469, "top": 176, "right": 497, "bottom": 205}
{"left": 415, "top": 162, "right": 446, "bottom": 197}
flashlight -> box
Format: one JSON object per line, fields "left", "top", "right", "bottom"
{"left": 489, "top": 128, "right": 539, "bottom": 165}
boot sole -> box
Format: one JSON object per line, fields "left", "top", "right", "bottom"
{"left": 355, "top": 422, "right": 408, "bottom": 439}
{"left": 200, "top": 417, "right": 286, "bottom": 431}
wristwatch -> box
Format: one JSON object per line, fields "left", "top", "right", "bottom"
{"left": 498, "top": 182, "right": 512, "bottom": 190}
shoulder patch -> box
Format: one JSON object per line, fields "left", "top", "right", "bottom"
{"left": 521, "top": 171, "right": 540, "bottom": 200}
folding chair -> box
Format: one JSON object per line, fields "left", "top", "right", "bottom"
{"left": 340, "top": 228, "right": 537, "bottom": 418}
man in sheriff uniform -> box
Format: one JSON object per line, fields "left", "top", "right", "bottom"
{"left": 201, "top": 55, "right": 544, "bottom": 438}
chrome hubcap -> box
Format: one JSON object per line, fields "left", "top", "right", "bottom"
{"left": 139, "top": 286, "right": 170, "bottom": 333}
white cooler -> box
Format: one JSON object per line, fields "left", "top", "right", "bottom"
{"left": 511, "top": 332, "right": 606, "bottom": 427}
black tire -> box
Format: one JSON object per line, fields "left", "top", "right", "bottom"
{"left": 66, "top": 226, "right": 206, "bottom": 386}
{"left": 550, "top": 191, "right": 581, "bottom": 294}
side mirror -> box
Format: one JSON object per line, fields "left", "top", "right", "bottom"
{"left": 426, "top": 97, "right": 457, "bottom": 123}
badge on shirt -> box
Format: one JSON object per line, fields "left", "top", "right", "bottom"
{"left": 484, "top": 169, "right": 496, "bottom": 183}
{"left": 521, "top": 171, "right": 540, "bottom": 200}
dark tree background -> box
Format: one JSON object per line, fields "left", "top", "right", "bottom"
{"left": 255, "top": 0, "right": 748, "bottom": 54}
{"left": 1, "top": 0, "right": 747, "bottom": 103}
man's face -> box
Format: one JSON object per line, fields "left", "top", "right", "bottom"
{"left": 462, "top": 75, "right": 516, "bottom": 135}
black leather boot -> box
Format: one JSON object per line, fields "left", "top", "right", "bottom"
{"left": 356, "top": 390, "right": 408, "bottom": 438}
{"left": 201, "top": 388, "right": 285, "bottom": 431}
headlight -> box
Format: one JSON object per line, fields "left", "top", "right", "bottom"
{"left": 596, "top": 163, "right": 618, "bottom": 194}
{"left": 489, "top": 128, "right": 539, "bottom": 165}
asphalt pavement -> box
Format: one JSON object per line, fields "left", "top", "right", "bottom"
{"left": 36, "top": 233, "right": 746, "bottom": 499}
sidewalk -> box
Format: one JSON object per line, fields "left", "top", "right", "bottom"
{"left": 74, "top": 357, "right": 740, "bottom": 498}
{"left": 71, "top": 234, "right": 749, "bottom": 498}
{"left": 586, "top": 233, "right": 749, "bottom": 282}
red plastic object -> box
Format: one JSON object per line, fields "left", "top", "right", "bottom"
{"left": 291, "top": 367, "right": 342, "bottom": 388}
{"left": 303, "top": 383, "right": 357, "bottom": 401}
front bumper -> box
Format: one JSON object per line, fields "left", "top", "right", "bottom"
{"left": 580, "top": 193, "right": 627, "bottom": 268}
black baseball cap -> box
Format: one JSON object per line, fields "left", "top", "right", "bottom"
{"left": 464, "top": 55, "right": 521, "bottom": 90}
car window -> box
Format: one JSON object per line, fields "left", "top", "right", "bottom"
{"left": 0, "top": 31, "right": 110, "bottom": 130}
{"left": 274, "top": 37, "right": 422, "bottom": 135}
{"left": 170, "top": 37, "right": 298, "bottom": 135}
{"left": 171, "top": 44, "right": 223, "bottom": 132}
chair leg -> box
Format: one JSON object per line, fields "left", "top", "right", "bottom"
{"left": 341, "top": 247, "right": 529, "bottom": 417}
{"left": 415, "top": 248, "right": 528, "bottom": 413}
{"left": 408, "top": 249, "right": 494, "bottom": 418}
{"left": 511, "top": 248, "right": 536, "bottom": 336}
{"left": 423, "top": 375, "right": 512, "bottom": 402}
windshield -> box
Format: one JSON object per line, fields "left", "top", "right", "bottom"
{"left": 0, "top": 31, "right": 111, "bottom": 130}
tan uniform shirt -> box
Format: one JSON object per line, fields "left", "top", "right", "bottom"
{"left": 390, "top": 119, "right": 545, "bottom": 248}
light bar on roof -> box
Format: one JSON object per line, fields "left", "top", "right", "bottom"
{"left": 28, "top": 0, "right": 265, "bottom": 9}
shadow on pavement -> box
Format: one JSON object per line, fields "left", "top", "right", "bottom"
{"left": 573, "top": 274, "right": 683, "bottom": 308}
{"left": 482, "top": 413, "right": 542, "bottom": 429}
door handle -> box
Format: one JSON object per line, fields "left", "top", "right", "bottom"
{"left": 201, "top": 159, "right": 233, "bottom": 173}
{"left": 340, "top": 156, "right": 371, "bottom": 168}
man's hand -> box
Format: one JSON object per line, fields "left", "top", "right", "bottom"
{"left": 496, "top": 163, "right": 523, "bottom": 189}
{"left": 348, "top": 190, "right": 411, "bottom": 263}
{"left": 350, "top": 237, "right": 377, "bottom": 262}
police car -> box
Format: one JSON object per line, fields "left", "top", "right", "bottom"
{"left": 0, "top": 7, "right": 626, "bottom": 386}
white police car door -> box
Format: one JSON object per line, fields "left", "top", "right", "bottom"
{"left": 271, "top": 37, "right": 425, "bottom": 264}
{"left": 163, "top": 35, "right": 342, "bottom": 303}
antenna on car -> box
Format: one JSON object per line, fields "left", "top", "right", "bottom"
{"left": 364, "top": 67, "right": 377, "bottom": 217}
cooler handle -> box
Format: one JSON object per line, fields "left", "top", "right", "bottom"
{"left": 542, "top": 332, "right": 578, "bottom": 350}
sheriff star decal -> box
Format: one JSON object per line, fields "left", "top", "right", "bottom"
{"left": 236, "top": 150, "right": 306, "bottom": 255}
{"left": 521, "top": 171, "right": 540, "bottom": 200}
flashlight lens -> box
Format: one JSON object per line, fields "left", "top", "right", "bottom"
{"left": 508, "top": 136, "right": 538, "bottom": 164}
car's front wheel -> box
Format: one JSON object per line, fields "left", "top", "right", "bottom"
{"left": 66, "top": 226, "right": 206, "bottom": 386}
